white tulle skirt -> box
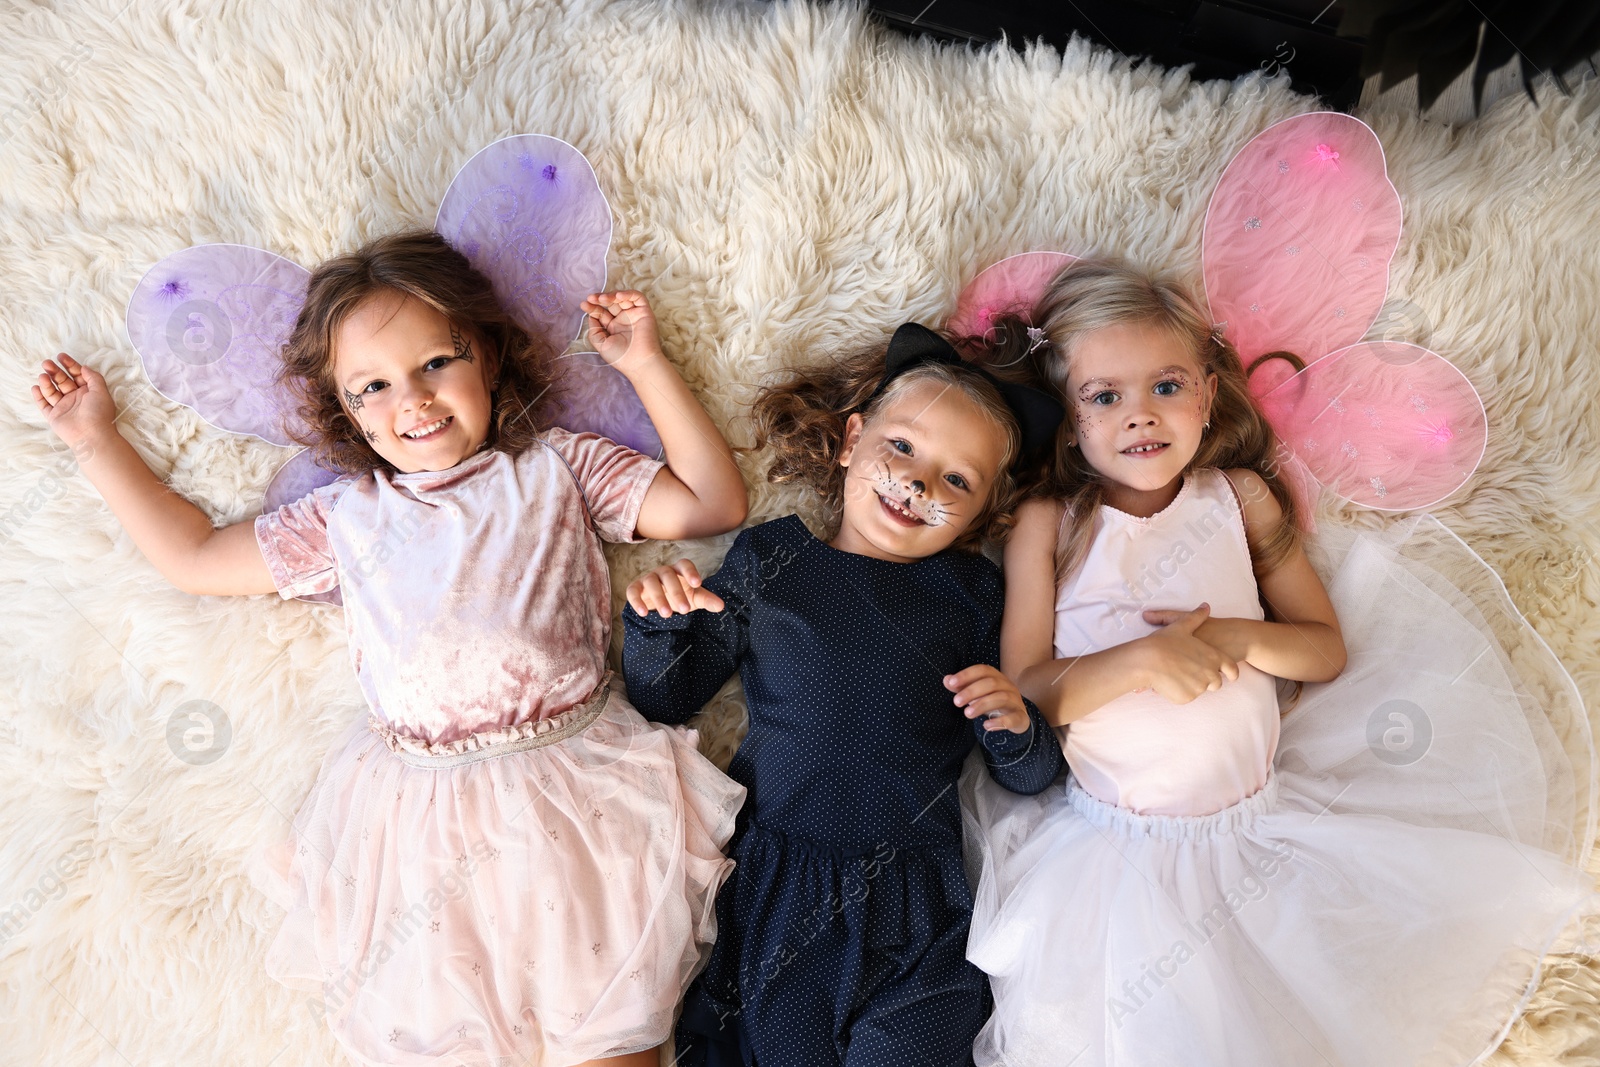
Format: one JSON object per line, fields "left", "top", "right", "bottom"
{"left": 248, "top": 685, "right": 744, "bottom": 1067}
{"left": 962, "top": 515, "right": 1600, "bottom": 1067}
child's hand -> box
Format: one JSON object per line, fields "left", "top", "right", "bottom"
{"left": 1133, "top": 604, "right": 1240, "bottom": 704}
{"left": 32, "top": 353, "right": 117, "bottom": 449}
{"left": 1141, "top": 607, "right": 1253, "bottom": 664}
{"left": 580, "top": 290, "right": 662, "bottom": 373}
{"left": 627, "top": 559, "right": 725, "bottom": 618}
{"left": 945, "top": 665, "right": 1033, "bottom": 734}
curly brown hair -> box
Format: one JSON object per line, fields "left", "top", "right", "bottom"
{"left": 276, "top": 229, "right": 558, "bottom": 476}
{"left": 970, "top": 257, "right": 1307, "bottom": 586}
{"left": 747, "top": 333, "right": 1025, "bottom": 553}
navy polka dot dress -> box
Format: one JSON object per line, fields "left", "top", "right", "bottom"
{"left": 622, "top": 515, "right": 1064, "bottom": 1067}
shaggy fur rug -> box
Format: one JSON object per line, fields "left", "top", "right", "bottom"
{"left": 1, "top": 0, "right": 1597, "bottom": 1062}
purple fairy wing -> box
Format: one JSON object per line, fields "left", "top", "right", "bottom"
{"left": 1255, "top": 342, "right": 1487, "bottom": 511}
{"left": 547, "top": 351, "right": 665, "bottom": 460}
{"left": 947, "top": 251, "right": 1079, "bottom": 343}
{"left": 436, "top": 133, "right": 659, "bottom": 453}
{"left": 1203, "top": 112, "right": 1400, "bottom": 367}
{"left": 264, "top": 448, "right": 342, "bottom": 513}
{"left": 128, "top": 244, "right": 341, "bottom": 604}
{"left": 264, "top": 449, "right": 346, "bottom": 606}
{"left": 436, "top": 134, "right": 611, "bottom": 349}
{"left": 125, "top": 244, "right": 311, "bottom": 446}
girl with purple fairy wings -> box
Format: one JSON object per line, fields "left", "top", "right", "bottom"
{"left": 31, "top": 137, "right": 750, "bottom": 1067}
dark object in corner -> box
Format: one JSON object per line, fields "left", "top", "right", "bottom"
{"left": 1338, "top": 0, "right": 1599, "bottom": 114}
{"left": 863, "top": 0, "right": 1598, "bottom": 116}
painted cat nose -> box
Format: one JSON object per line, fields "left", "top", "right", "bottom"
{"left": 909, "top": 479, "right": 925, "bottom": 495}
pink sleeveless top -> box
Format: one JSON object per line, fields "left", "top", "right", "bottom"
{"left": 1053, "top": 467, "right": 1279, "bottom": 816}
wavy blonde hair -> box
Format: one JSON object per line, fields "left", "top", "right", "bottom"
{"left": 975, "top": 258, "right": 1306, "bottom": 586}
{"left": 748, "top": 335, "right": 1024, "bottom": 553}
{"left": 276, "top": 229, "right": 558, "bottom": 476}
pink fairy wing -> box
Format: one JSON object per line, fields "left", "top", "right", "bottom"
{"left": 435, "top": 134, "right": 611, "bottom": 353}
{"left": 1256, "top": 342, "right": 1487, "bottom": 511}
{"left": 1273, "top": 445, "right": 1322, "bottom": 535}
{"left": 125, "top": 244, "right": 311, "bottom": 446}
{"left": 1203, "top": 112, "right": 1400, "bottom": 367}
{"left": 264, "top": 449, "right": 345, "bottom": 606}
{"left": 436, "top": 134, "right": 659, "bottom": 454}
{"left": 947, "top": 251, "right": 1078, "bottom": 342}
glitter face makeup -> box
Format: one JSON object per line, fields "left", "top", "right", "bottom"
{"left": 1062, "top": 321, "right": 1217, "bottom": 517}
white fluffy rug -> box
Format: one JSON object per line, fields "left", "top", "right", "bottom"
{"left": 2, "top": 0, "right": 1598, "bottom": 1062}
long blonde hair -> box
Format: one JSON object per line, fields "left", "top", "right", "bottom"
{"left": 978, "top": 258, "right": 1306, "bottom": 586}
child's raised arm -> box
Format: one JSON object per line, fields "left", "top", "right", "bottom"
{"left": 1003, "top": 497, "right": 1241, "bottom": 726}
{"left": 1142, "top": 469, "right": 1346, "bottom": 683}
{"left": 581, "top": 291, "right": 747, "bottom": 541}
{"left": 32, "top": 354, "right": 277, "bottom": 597}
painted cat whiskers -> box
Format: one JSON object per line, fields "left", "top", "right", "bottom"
{"left": 862, "top": 457, "right": 952, "bottom": 527}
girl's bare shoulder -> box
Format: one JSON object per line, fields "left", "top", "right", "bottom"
{"left": 1014, "top": 495, "right": 1067, "bottom": 531}
{"left": 1220, "top": 467, "right": 1282, "bottom": 530}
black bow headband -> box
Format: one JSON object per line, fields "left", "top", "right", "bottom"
{"left": 858, "top": 322, "right": 1065, "bottom": 462}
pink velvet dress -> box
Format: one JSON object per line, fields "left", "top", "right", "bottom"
{"left": 247, "top": 427, "right": 745, "bottom": 1067}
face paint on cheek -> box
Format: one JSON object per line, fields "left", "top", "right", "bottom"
{"left": 1176, "top": 375, "right": 1205, "bottom": 421}
{"left": 341, "top": 387, "right": 374, "bottom": 442}
{"left": 868, "top": 462, "right": 950, "bottom": 527}
{"left": 449, "top": 323, "right": 475, "bottom": 364}
{"left": 1073, "top": 403, "right": 1108, "bottom": 446}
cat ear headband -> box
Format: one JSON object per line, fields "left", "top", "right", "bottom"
{"left": 946, "top": 112, "right": 1487, "bottom": 515}
{"left": 860, "top": 322, "right": 1066, "bottom": 462}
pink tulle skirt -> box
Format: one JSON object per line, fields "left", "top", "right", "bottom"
{"left": 248, "top": 684, "right": 744, "bottom": 1066}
